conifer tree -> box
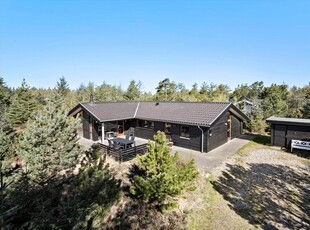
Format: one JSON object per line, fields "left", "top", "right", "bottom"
{"left": 124, "top": 80, "right": 141, "bottom": 100}
{"left": 18, "top": 94, "right": 81, "bottom": 186}
{"left": 56, "top": 76, "right": 70, "bottom": 96}
{"left": 0, "top": 77, "right": 11, "bottom": 110}
{"left": 130, "top": 131, "right": 198, "bottom": 210}
{"left": 0, "top": 111, "right": 16, "bottom": 226}
{"left": 248, "top": 105, "right": 267, "bottom": 133}
{"left": 302, "top": 99, "right": 310, "bottom": 119}
{"left": 7, "top": 79, "right": 37, "bottom": 128}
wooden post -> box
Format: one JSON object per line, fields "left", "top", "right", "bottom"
{"left": 229, "top": 114, "right": 232, "bottom": 140}
{"left": 119, "top": 149, "right": 122, "bottom": 163}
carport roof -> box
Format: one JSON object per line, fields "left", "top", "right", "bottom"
{"left": 266, "top": 116, "right": 310, "bottom": 126}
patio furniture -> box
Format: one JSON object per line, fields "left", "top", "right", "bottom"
{"left": 106, "top": 131, "right": 116, "bottom": 139}
{"left": 125, "top": 134, "right": 130, "bottom": 140}
{"left": 130, "top": 136, "right": 135, "bottom": 141}
{"left": 113, "top": 142, "right": 124, "bottom": 150}
{"left": 108, "top": 139, "right": 114, "bottom": 148}
{"left": 111, "top": 137, "right": 134, "bottom": 149}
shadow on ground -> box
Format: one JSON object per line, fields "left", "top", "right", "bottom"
{"left": 212, "top": 163, "right": 310, "bottom": 229}
{"left": 289, "top": 149, "right": 310, "bottom": 159}
{"left": 104, "top": 199, "right": 186, "bottom": 230}
{"left": 251, "top": 134, "right": 271, "bottom": 146}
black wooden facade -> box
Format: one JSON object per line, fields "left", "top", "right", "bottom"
{"left": 70, "top": 102, "right": 247, "bottom": 153}
{"left": 267, "top": 117, "right": 310, "bottom": 148}
{"left": 82, "top": 111, "right": 100, "bottom": 141}
{"left": 133, "top": 112, "right": 243, "bottom": 152}
{"left": 80, "top": 113, "right": 244, "bottom": 152}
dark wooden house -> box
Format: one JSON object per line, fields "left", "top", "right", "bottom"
{"left": 266, "top": 116, "right": 310, "bottom": 148}
{"left": 69, "top": 101, "right": 248, "bottom": 153}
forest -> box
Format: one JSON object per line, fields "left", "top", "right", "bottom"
{"left": 0, "top": 76, "right": 310, "bottom": 228}
{"left": 1, "top": 77, "right": 310, "bottom": 132}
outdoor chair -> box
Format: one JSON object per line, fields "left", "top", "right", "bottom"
{"left": 108, "top": 139, "right": 114, "bottom": 148}
{"left": 130, "top": 136, "right": 135, "bottom": 141}
{"left": 125, "top": 134, "right": 130, "bottom": 140}
{"left": 113, "top": 142, "right": 124, "bottom": 150}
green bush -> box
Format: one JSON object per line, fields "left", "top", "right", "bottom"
{"left": 130, "top": 131, "right": 198, "bottom": 210}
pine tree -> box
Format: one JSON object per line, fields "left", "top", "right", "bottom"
{"left": 302, "top": 99, "right": 310, "bottom": 119}
{"left": 59, "top": 144, "right": 122, "bottom": 229}
{"left": 130, "top": 131, "right": 198, "bottom": 210}
{"left": 56, "top": 76, "right": 70, "bottom": 96}
{"left": 0, "top": 111, "right": 16, "bottom": 227}
{"left": 0, "top": 77, "right": 11, "bottom": 110}
{"left": 18, "top": 94, "right": 81, "bottom": 186}
{"left": 124, "top": 80, "right": 141, "bottom": 100}
{"left": 248, "top": 105, "right": 267, "bottom": 133}
{"left": 7, "top": 79, "right": 37, "bottom": 128}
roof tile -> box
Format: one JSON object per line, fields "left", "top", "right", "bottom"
{"left": 80, "top": 101, "right": 232, "bottom": 126}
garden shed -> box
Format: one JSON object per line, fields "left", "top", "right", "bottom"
{"left": 266, "top": 116, "right": 310, "bottom": 148}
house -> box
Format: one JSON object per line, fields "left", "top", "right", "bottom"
{"left": 69, "top": 100, "right": 248, "bottom": 153}
{"left": 266, "top": 116, "right": 310, "bottom": 148}
{"left": 234, "top": 99, "right": 254, "bottom": 114}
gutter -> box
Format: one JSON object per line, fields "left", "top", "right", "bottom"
{"left": 198, "top": 126, "right": 204, "bottom": 153}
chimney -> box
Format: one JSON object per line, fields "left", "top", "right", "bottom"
{"left": 90, "top": 94, "right": 94, "bottom": 105}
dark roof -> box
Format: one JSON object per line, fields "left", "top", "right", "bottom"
{"left": 69, "top": 101, "right": 248, "bottom": 127}
{"left": 266, "top": 116, "right": 310, "bottom": 126}
{"left": 80, "top": 102, "right": 139, "bottom": 122}
{"left": 136, "top": 102, "right": 231, "bottom": 126}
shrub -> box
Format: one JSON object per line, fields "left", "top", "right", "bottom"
{"left": 130, "top": 131, "right": 198, "bottom": 210}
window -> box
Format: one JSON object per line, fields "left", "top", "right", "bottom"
{"left": 165, "top": 123, "right": 172, "bottom": 135}
{"left": 180, "top": 125, "right": 190, "bottom": 138}
{"left": 137, "top": 120, "right": 154, "bottom": 129}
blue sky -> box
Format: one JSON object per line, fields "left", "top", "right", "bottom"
{"left": 0, "top": 0, "right": 309, "bottom": 92}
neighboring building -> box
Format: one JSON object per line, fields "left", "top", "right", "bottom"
{"left": 266, "top": 116, "right": 310, "bottom": 148}
{"left": 235, "top": 99, "right": 254, "bottom": 114}
{"left": 69, "top": 101, "right": 248, "bottom": 153}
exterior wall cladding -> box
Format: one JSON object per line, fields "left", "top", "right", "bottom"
{"left": 207, "top": 112, "right": 229, "bottom": 152}
{"left": 271, "top": 124, "right": 310, "bottom": 148}
{"left": 82, "top": 112, "right": 99, "bottom": 141}
{"left": 133, "top": 114, "right": 242, "bottom": 153}
{"left": 231, "top": 114, "right": 242, "bottom": 139}
{"left": 83, "top": 112, "right": 90, "bottom": 139}
{"left": 82, "top": 113, "right": 243, "bottom": 153}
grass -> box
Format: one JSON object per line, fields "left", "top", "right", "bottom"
{"left": 237, "top": 134, "right": 271, "bottom": 156}
{"left": 186, "top": 176, "right": 258, "bottom": 230}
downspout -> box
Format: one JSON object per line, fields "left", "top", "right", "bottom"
{"left": 198, "top": 126, "right": 204, "bottom": 153}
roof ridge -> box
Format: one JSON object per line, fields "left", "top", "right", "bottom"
{"left": 134, "top": 102, "right": 140, "bottom": 118}
{"left": 81, "top": 101, "right": 230, "bottom": 104}
{"left": 139, "top": 101, "right": 230, "bottom": 104}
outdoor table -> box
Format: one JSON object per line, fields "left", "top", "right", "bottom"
{"left": 111, "top": 137, "right": 134, "bottom": 149}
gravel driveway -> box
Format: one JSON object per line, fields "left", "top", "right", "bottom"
{"left": 212, "top": 148, "right": 310, "bottom": 230}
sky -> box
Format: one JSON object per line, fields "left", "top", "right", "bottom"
{"left": 0, "top": 0, "right": 309, "bottom": 93}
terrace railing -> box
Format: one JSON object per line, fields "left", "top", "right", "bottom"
{"left": 98, "top": 143, "right": 148, "bottom": 163}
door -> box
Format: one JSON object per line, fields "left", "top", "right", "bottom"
{"left": 116, "top": 120, "right": 125, "bottom": 136}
